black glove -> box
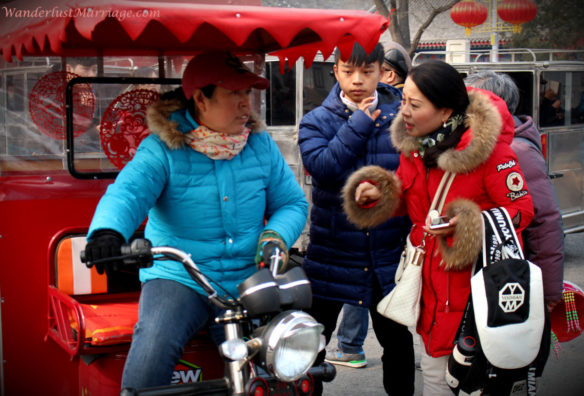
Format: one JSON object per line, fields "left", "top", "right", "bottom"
{"left": 83, "top": 229, "right": 125, "bottom": 275}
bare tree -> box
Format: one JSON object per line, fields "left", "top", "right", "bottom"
{"left": 374, "top": 0, "right": 459, "bottom": 58}
{"left": 511, "top": 0, "right": 584, "bottom": 51}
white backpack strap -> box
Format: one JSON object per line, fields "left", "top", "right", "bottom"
{"left": 480, "top": 207, "right": 524, "bottom": 268}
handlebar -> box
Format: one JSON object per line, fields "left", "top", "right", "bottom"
{"left": 151, "top": 245, "right": 219, "bottom": 300}
{"left": 269, "top": 247, "right": 282, "bottom": 277}
{"left": 81, "top": 239, "right": 236, "bottom": 310}
{"left": 259, "top": 241, "right": 287, "bottom": 276}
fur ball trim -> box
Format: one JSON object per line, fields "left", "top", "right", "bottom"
{"left": 437, "top": 198, "right": 482, "bottom": 271}
{"left": 437, "top": 90, "right": 501, "bottom": 174}
{"left": 342, "top": 165, "right": 401, "bottom": 229}
{"left": 147, "top": 99, "right": 184, "bottom": 150}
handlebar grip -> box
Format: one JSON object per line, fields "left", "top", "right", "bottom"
{"left": 121, "top": 239, "right": 153, "bottom": 268}
{"left": 81, "top": 239, "right": 153, "bottom": 269}
{"left": 122, "top": 238, "right": 152, "bottom": 256}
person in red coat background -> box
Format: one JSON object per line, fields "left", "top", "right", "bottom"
{"left": 464, "top": 70, "right": 564, "bottom": 313}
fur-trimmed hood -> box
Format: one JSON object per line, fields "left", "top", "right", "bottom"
{"left": 390, "top": 88, "right": 514, "bottom": 174}
{"left": 146, "top": 98, "right": 266, "bottom": 150}
{"left": 343, "top": 89, "right": 518, "bottom": 271}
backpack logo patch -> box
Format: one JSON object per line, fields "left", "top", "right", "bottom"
{"left": 499, "top": 282, "right": 525, "bottom": 313}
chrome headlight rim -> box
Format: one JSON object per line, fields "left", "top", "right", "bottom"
{"left": 260, "top": 310, "right": 324, "bottom": 382}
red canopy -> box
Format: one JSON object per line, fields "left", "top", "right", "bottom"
{"left": 0, "top": 0, "right": 388, "bottom": 68}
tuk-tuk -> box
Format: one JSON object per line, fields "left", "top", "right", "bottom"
{"left": 414, "top": 48, "right": 584, "bottom": 234}
{"left": 0, "top": 1, "right": 388, "bottom": 395}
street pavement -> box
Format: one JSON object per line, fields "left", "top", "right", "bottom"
{"left": 323, "top": 233, "right": 584, "bottom": 395}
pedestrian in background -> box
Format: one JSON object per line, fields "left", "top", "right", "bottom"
{"left": 464, "top": 70, "right": 564, "bottom": 311}
{"left": 381, "top": 42, "right": 411, "bottom": 89}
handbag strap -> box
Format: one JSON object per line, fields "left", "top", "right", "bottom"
{"left": 418, "top": 171, "right": 456, "bottom": 246}
{"left": 429, "top": 171, "right": 456, "bottom": 214}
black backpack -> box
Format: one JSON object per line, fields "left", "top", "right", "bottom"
{"left": 446, "top": 207, "right": 550, "bottom": 396}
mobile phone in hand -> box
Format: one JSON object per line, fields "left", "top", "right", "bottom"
{"left": 429, "top": 215, "right": 451, "bottom": 230}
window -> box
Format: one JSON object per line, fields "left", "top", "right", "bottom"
{"left": 540, "top": 70, "right": 584, "bottom": 127}
{"left": 266, "top": 62, "right": 296, "bottom": 126}
{"left": 506, "top": 72, "right": 534, "bottom": 117}
{"left": 570, "top": 71, "right": 584, "bottom": 125}
{"left": 303, "top": 61, "right": 336, "bottom": 115}
{"left": 0, "top": 56, "right": 182, "bottom": 176}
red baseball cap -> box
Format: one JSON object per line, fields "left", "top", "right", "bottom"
{"left": 182, "top": 51, "right": 269, "bottom": 99}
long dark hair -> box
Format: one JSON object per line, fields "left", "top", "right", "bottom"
{"left": 408, "top": 60, "right": 470, "bottom": 168}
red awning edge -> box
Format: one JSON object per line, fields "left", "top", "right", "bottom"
{"left": 0, "top": 1, "right": 389, "bottom": 64}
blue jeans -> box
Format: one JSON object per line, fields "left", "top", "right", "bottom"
{"left": 337, "top": 303, "right": 368, "bottom": 354}
{"left": 121, "top": 279, "right": 225, "bottom": 389}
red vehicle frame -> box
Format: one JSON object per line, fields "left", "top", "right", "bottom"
{"left": 0, "top": 1, "right": 387, "bottom": 395}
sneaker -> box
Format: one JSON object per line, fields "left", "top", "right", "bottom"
{"left": 325, "top": 347, "right": 367, "bottom": 368}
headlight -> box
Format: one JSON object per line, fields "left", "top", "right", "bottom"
{"left": 219, "top": 339, "right": 248, "bottom": 361}
{"left": 259, "top": 310, "right": 324, "bottom": 382}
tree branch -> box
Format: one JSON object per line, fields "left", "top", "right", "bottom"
{"left": 388, "top": 0, "right": 404, "bottom": 45}
{"left": 410, "top": 0, "right": 459, "bottom": 58}
{"left": 374, "top": 0, "right": 390, "bottom": 17}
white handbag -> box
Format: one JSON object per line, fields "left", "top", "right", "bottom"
{"left": 377, "top": 171, "right": 455, "bottom": 327}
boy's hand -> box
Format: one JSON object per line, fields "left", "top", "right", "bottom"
{"left": 358, "top": 96, "right": 381, "bottom": 121}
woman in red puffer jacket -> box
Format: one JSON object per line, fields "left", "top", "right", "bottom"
{"left": 342, "top": 60, "right": 534, "bottom": 395}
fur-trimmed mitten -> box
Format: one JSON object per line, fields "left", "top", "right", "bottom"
{"left": 437, "top": 198, "right": 483, "bottom": 271}
{"left": 342, "top": 165, "right": 401, "bottom": 229}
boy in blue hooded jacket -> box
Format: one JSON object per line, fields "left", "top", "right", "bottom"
{"left": 298, "top": 42, "right": 413, "bottom": 395}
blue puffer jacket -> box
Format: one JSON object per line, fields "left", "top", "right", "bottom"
{"left": 298, "top": 82, "right": 410, "bottom": 307}
{"left": 88, "top": 98, "right": 308, "bottom": 299}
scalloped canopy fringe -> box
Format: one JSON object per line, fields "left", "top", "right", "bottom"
{"left": 0, "top": 1, "right": 388, "bottom": 65}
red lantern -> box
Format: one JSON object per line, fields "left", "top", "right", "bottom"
{"left": 497, "top": 0, "right": 537, "bottom": 33}
{"left": 451, "top": 0, "right": 488, "bottom": 36}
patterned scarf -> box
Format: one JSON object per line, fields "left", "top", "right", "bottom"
{"left": 185, "top": 125, "right": 250, "bottom": 160}
{"left": 416, "top": 113, "right": 464, "bottom": 158}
